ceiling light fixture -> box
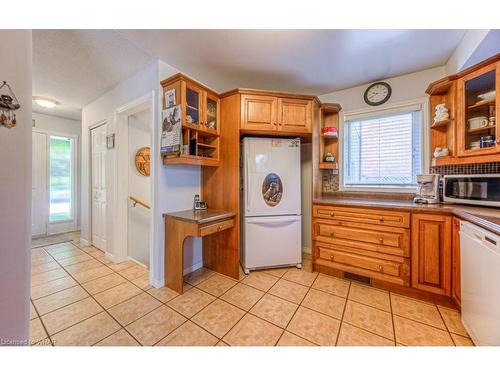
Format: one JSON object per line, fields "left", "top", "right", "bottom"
{"left": 33, "top": 96, "right": 59, "bottom": 108}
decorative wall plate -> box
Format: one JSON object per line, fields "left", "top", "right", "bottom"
{"left": 262, "top": 173, "right": 283, "bottom": 207}
{"left": 135, "top": 147, "right": 151, "bottom": 176}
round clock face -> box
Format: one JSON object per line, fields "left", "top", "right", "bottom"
{"left": 364, "top": 82, "right": 392, "bottom": 106}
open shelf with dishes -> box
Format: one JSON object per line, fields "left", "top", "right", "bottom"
{"left": 160, "top": 73, "right": 221, "bottom": 167}
{"left": 318, "top": 103, "right": 341, "bottom": 171}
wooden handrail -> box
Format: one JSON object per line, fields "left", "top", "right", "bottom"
{"left": 129, "top": 195, "right": 150, "bottom": 210}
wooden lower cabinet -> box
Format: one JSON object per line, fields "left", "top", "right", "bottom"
{"left": 452, "top": 217, "right": 461, "bottom": 306}
{"left": 411, "top": 213, "right": 452, "bottom": 296}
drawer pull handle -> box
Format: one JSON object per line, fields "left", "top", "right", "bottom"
{"left": 378, "top": 238, "right": 383, "bottom": 243}
{"left": 378, "top": 265, "right": 383, "bottom": 271}
{"left": 330, "top": 255, "right": 334, "bottom": 262}
{"left": 379, "top": 216, "right": 384, "bottom": 222}
{"left": 217, "top": 225, "right": 223, "bottom": 230}
{"left": 330, "top": 212, "right": 335, "bottom": 217}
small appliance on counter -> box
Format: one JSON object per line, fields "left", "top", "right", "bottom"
{"left": 443, "top": 174, "right": 500, "bottom": 207}
{"left": 193, "top": 194, "right": 208, "bottom": 210}
{"left": 413, "top": 174, "right": 440, "bottom": 204}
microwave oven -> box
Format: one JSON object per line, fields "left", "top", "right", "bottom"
{"left": 443, "top": 174, "right": 500, "bottom": 207}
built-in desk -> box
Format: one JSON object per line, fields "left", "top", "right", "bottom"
{"left": 163, "top": 209, "right": 236, "bottom": 293}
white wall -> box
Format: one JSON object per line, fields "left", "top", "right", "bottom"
{"left": 0, "top": 30, "right": 32, "bottom": 345}
{"left": 446, "top": 30, "right": 489, "bottom": 75}
{"left": 32, "top": 112, "right": 82, "bottom": 228}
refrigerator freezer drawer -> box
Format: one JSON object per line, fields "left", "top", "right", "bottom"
{"left": 242, "top": 215, "right": 302, "bottom": 270}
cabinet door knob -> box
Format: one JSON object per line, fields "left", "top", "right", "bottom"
{"left": 330, "top": 255, "right": 334, "bottom": 262}
{"left": 379, "top": 216, "right": 384, "bottom": 222}
{"left": 378, "top": 265, "right": 383, "bottom": 271}
{"left": 378, "top": 238, "right": 384, "bottom": 244}
{"left": 330, "top": 212, "right": 335, "bottom": 217}
{"left": 217, "top": 225, "right": 223, "bottom": 230}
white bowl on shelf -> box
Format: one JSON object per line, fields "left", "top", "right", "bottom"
{"left": 478, "top": 91, "right": 496, "bottom": 101}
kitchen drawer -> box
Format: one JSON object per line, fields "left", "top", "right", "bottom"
{"left": 313, "top": 205, "right": 410, "bottom": 228}
{"left": 314, "top": 242, "right": 410, "bottom": 286}
{"left": 199, "top": 219, "right": 234, "bottom": 237}
{"left": 313, "top": 220, "right": 410, "bottom": 257}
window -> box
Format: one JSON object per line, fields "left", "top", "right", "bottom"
{"left": 343, "top": 108, "right": 422, "bottom": 189}
{"left": 49, "top": 135, "right": 73, "bottom": 222}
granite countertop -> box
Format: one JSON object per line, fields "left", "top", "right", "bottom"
{"left": 314, "top": 194, "right": 500, "bottom": 236}
{"left": 163, "top": 209, "right": 235, "bottom": 224}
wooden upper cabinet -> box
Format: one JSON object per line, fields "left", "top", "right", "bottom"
{"left": 240, "top": 94, "right": 278, "bottom": 131}
{"left": 411, "top": 214, "right": 452, "bottom": 296}
{"left": 278, "top": 98, "right": 312, "bottom": 133}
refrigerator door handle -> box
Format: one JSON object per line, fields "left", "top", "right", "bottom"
{"left": 246, "top": 216, "right": 301, "bottom": 225}
{"left": 246, "top": 156, "right": 251, "bottom": 213}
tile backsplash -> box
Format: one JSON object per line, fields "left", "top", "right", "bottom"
{"left": 322, "top": 170, "right": 339, "bottom": 193}
{"left": 430, "top": 162, "right": 500, "bottom": 176}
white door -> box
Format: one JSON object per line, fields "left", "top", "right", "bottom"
{"left": 243, "top": 137, "right": 301, "bottom": 217}
{"left": 127, "top": 109, "right": 151, "bottom": 266}
{"left": 32, "top": 132, "right": 47, "bottom": 237}
{"left": 91, "top": 125, "right": 107, "bottom": 251}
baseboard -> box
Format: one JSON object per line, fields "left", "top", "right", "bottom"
{"left": 151, "top": 277, "right": 164, "bottom": 289}
{"left": 183, "top": 261, "right": 203, "bottom": 276}
{"left": 302, "top": 246, "right": 311, "bottom": 254}
{"left": 80, "top": 237, "right": 92, "bottom": 247}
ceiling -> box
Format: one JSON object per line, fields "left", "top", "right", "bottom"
{"left": 33, "top": 29, "right": 466, "bottom": 120}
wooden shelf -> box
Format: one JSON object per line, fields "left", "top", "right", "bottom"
{"left": 467, "top": 125, "right": 496, "bottom": 134}
{"left": 163, "top": 154, "right": 220, "bottom": 167}
{"left": 431, "top": 118, "right": 452, "bottom": 129}
{"left": 186, "top": 104, "right": 199, "bottom": 111}
{"left": 183, "top": 122, "right": 218, "bottom": 137}
{"left": 197, "top": 142, "right": 217, "bottom": 149}
{"left": 468, "top": 99, "right": 495, "bottom": 110}
{"left": 319, "top": 162, "right": 338, "bottom": 170}
{"left": 321, "top": 133, "right": 338, "bottom": 139}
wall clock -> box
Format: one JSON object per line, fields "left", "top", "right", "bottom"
{"left": 364, "top": 82, "right": 392, "bottom": 106}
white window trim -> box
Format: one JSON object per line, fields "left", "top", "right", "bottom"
{"left": 338, "top": 97, "right": 429, "bottom": 193}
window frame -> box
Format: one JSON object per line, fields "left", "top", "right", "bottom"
{"left": 339, "top": 98, "right": 429, "bottom": 193}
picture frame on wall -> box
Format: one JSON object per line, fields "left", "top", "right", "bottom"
{"left": 161, "top": 104, "right": 182, "bottom": 155}
{"left": 164, "top": 89, "right": 176, "bottom": 109}
{"left": 106, "top": 133, "right": 115, "bottom": 149}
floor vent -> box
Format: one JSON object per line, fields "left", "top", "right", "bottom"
{"left": 344, "top": 272, "right": 371, "bottom": 285}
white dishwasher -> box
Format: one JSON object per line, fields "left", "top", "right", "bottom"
{"left": 460, "top": 220, "right": 500, "bottom": 346}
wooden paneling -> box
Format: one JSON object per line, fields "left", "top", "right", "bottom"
{"left": 452, "top": 216, "right": 461, "bottom": 307}
{"left": 411, "top": 213, "right": 452, "bottom": 296}
{"left": 240, "top": 94, "right": 277, "bottom": 131}
{"left": 201, "top": 93, "right": 241, "bottom": 279}
{"left": 313, "top": 205, "right": 410, "bottom": 228}
{"left": 278, "top": 97, "right": 312, "bottom": 133}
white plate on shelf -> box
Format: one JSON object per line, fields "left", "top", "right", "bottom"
{"left": 478, "top": 91, "right": 496, "bottom": 101}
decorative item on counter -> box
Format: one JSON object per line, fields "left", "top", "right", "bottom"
{"left": 433, "top": 147, "right": 449, "bottom": 158}
{"left": 135, "top": 147, "right": 151, "bottom": 176}
{"left": 468, "top": 116, "right": 488, "bottom": 130}
{"left": 433, "top": 103, "right": 449, "bottom": 122}
{"left": 321, "top": 126, "right": 338, "bottom": 137}
{"left": 324, "top": 152, "right": 335, "bottom": 163}
{"left": 0, "top": 81, "right": 21, "bottom": 129}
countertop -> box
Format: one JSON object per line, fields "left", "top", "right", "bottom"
{"left": 163, "top": 209, "right": 235, "bottom": 224}
{"left": 314, "top": 194, "right": 500, "bottom": 236}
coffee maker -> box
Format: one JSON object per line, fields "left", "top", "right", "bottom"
{"left": 413, "top": 174, "right": 440, "bottom": 204}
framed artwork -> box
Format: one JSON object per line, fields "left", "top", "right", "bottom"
{"left": 164, "top": 89, "right": 176, "bottom": 109}
{"left": 106, "top": 133, "right": 115, "bottom": 149}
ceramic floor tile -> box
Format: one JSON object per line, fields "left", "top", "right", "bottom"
{"left": 72, "top": 265, "right": 114, "bottom": 284}
{"left": 31, "top": 260, "right": 61, "bottom": 276}
{"left": 311, "top": 273, "right": 350, "bottom": 298}
{"left": 51, "top": 312, "right": 120, "bottom": 346}
{"left": 147, "top": 286, "right": 180, "bottom": 303}
{"left": 126, "top": 305, "right": 186, "bottom": 345}
{"left": 81, "top": 272, "right": 127, "bottom": 295}
{"left": 268, "top": 278, "right": 309, "bottom": 304}
{"left": 250, "top": 294, "right": 298, "bottom": 328}
{"left": 216, "top": 340, "right": 229, "bottom": 346}
{"left": 451, "top": 333, "right": 474, "bottom": 346}
{"left": 192, "top": 299, "right": 245, "bottom": 338}
{"left": 156, "top": 321, "right": 219, "bottom": 346}
{"left": 86, "top": 248, "right": 105, "bottom": 258}
{"left": 63, "top": 259, "right": 102, "bottom": 275}
{"left": 337, "top": 322, "right": 395, "bottom": 346}
{"left": 30, "top": 318, "right": 49, "bottom": 345}
{"left": 51, "top": 249, "right": 86, "bottom": 261}
{"left": 30, "top": 301, "right": 38, "bottom": 320}
{"left": 46, "top": 244, "right": 77, "bottom": 254}
{"left": 118, "top": 265, "right": 149, "bottom": 280}
{"left": 282, "top": 268, "right": 318, "bottom": 287}
{"left": 184, "top": 267, "right": 215, "bottom": 286}
{"left": 108, "top": 260, "right": 137, "bottom": 272}
{"left": 131, "top": 274, "right": 152, "bottom": 290}
{"left": 240, "top": 272, "right": 279, "bottom": 292}
{"left": 349, "top": 283, "right": 391, "bottom": 312}
{"left": 262, "top": 267, "right": 289, "bottom": 278}
{"left": 437, "top": 305, "right": 469, "bottom": 337}
{"left": 97, "top": 256, "right": 113, "bottom": 265}
{"left": 343, "top": 301, "right": 394, "bottom": 340}
{"left": 301, "top": 288, "right": 346, "bottom": 319}
{"left": 287, "top": 306, "right": 340, "bottom": 346}
{"left": 31, "top": 268, "right": 69, "bottom": 287}
{"left": 220, "top": 283, "right": 264, "bottom": 311}
{"left": 277, "top": 331, "right": 316, "bottom": 346}
{"left": 223, "top": 314, "right": 283, "bottom": 346}
{"left": 393, "top": 315, "right": 454, "bottom": 346}
{"left": 95, "top": 329, "right": 140, "bottom": 346}
{"left": 41, "top": 297, "right": 103, "bottom": 335}
{"left": 34, "top": 285, "right": 89, "bottom": 315}
{"left": 93, "top": 282, "right": 142, "bottom": 309}
{"left": 57, "top": 253, "right": 93, "bottom": 267}
{"left": 31, "top": 276, "right": 78, "bottom": 300}
{"left": 108, "top": 292, "right": 162, "bottom": 325}
{"left": 31, "top": 252, "right": 54, "bottom": 266}
{"left": 197, "top": 274, "right": 237, "bottom": 297}
{"left": 167, "top": 288, "right": 216, "bottom": 318}
{"left": 391, "top": 293, "right": 446, "bottom": 330}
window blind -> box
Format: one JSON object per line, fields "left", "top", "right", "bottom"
{"left": 344, "top": 110, "right": 422, "bottom": 188}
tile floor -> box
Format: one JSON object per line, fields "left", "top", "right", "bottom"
{"left": 29, "top": 240, "right": 474, "bottom": 346}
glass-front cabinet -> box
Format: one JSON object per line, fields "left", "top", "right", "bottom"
{"left": 204, "top": 93, "right": 218, "bottom": 131}
{"left": 185, "top": 83, "right": 202, "bottom": 126}
{"left": 457, "top": 62, "right": 499, "bottom": 156}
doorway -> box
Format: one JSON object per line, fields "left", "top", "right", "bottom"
{"left": 90, "top": 123, "right": 107, "bottom": 251}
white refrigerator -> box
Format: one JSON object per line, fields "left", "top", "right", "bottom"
{"left": 241, "top": 137, "right": 302, "bottom": 274}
